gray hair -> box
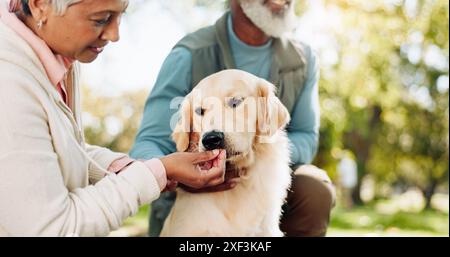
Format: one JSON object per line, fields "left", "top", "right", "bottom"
{"left": 21, "top": 0, "right": 82, "bottom": 16}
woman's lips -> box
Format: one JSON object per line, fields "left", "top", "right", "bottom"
{"left": 88, "top": 46, "right": 104, "bottom": 54}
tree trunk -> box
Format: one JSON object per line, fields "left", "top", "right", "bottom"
{"left": 351, "top": 161, "right": 365, "bottom": 206}
{"left": 423, "top": 179, "right": 438, "bottom": 210}
{"left": 346, "top": 105, "right": 382, "bottom": 206}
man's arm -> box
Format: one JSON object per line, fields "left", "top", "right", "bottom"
{"left": 130, "top": 47, "right": 193, "bottom": 160}
{"left": 287, "top": 45, "right": 320, "bottom": 166}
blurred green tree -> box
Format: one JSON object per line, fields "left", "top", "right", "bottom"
{"left": 82, "top": 86, "right": 149, "bottom": 154}
{"left": 316, "top": 0, "right": 449, "bottom": 207}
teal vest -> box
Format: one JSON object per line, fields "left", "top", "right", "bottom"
{"left": 174, "top": 12, "right": 309, "bottom": 113}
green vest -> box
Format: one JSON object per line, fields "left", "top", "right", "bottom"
{"left": 174, "top": 12, "right": 309, "bottom": 113}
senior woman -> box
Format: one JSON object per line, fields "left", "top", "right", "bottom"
{"left": 0, "top": 0, "right": 226, "bottom": 236}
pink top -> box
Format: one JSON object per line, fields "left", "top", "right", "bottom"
{"left": 0, "top": 0, "right": 168, "bottom": 191}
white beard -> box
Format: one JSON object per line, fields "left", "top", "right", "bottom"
{"left": 239, "top": 0, "right": 298, "bottom": 38}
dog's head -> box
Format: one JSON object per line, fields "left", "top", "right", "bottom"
{"left": 172, "top": 69, "right": 290, "bottom": 168}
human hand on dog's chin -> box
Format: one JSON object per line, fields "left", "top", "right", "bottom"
{"left": 160, "top": 150, "right": 226, "bottom": 190}
{"left": 178, "top": 165, "right": 241, "bottom": 193}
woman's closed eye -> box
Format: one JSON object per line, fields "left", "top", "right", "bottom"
{"left": 92, "top": 15, "right": 112, "bottom": 26}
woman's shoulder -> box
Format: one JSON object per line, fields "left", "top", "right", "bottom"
{"left": 0, "top": 21, "right": 45, "bottom": 75}
{"left": 0, "top": 25, "right": 55, "bottom": 96}
{"left": 0, "top": 20, "right": 25, "bottom": 53}
{"left": 0, "top": 45, "right": 38, "bottom": 92}
{"left": 0, "top": 49, "right": 50, "bottom": 107}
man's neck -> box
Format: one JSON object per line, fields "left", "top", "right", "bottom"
{"left": 231, "top": 5, "right": 270, "bottom": 46}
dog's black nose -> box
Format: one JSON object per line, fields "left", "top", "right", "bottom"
{"left": 202, "top": 131, "right": 225, "bottom": 150}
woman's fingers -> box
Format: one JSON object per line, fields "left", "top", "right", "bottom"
{"left": 191, "top": 151, "right": 226, "bottom": 188}
{"left": 215, "top": 150, "right": 226, "bottom": 166}
{"left": 213, "top": 149, "right": 226, "bottom": 167}
{"left": 201, "top": 163, "right": 225, "bottom": 183}
{"left": 192, "top": 149, "right": 222, "bottom": 164}
{"left": 213, "top": 157, "right": 219, "bottom": 168}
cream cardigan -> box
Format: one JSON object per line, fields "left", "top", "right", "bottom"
{"left": 0, "top": 20, "right": 161, "bottom": 236}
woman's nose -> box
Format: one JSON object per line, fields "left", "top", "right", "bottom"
{"left": 101, "top": 21, "right": 120, "bottom": 42}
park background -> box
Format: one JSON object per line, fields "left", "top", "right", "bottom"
{"left": 78, "top": 0, "right": 449, "bottom": 237}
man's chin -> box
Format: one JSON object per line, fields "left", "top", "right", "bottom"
{"left": 240, "top": 0, "right": 297, "bottom": 38}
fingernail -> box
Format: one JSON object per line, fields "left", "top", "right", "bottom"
{"left": 212, "top": 149, "right": 219, "bottom": 155}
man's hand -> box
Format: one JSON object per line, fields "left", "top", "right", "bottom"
{"left": 162, "top": 180, "right": 178, "bottom": 192}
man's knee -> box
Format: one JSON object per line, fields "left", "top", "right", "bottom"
{"left": 293, "top": 165, "right": 336, "bottom": 209}
{"left": 280, "top": 165, "right": 336, "bottom": 236}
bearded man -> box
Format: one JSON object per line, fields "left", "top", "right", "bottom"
{"left": 130, "top": 0, "right": 336, "bottom": 237}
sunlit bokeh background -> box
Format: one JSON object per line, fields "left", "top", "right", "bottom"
{"left": 79, "top": 0, "right": 449, "bottom": 237}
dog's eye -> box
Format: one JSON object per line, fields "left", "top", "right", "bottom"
{"left": 228, "top": 97, "right": 244, "bottom": 108}
{"left": 195, "top": 107, "right": 205, "bottom": 116}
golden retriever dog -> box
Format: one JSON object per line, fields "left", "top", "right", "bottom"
{"left": 161, "top": 69, "right": 292, "bottom": 237}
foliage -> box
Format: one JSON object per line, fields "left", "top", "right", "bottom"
{"left": 314, "top": 0, "right": 449, "bottom": 206}
{"left": 81, "top": 86, "right": 149, "bottom": 153}
{"left": 82, "top": 0, "right": 449, "bottom": 209}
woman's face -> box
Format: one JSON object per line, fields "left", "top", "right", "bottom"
{"left": 41, "top": 0, "right": 128, "bottom": 63}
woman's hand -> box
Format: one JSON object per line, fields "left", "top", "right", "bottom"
{"left": 159, "top": 150, "right": 226, "bottom": 189}
{"left": 178, "top": 165, "right": 242, "bottom": 193}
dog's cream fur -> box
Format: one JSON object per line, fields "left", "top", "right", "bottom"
{"left": 161, "top": 70, "right": 292, "bottom": 237}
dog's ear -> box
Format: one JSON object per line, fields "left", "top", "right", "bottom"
{"left": 256, "top": 79, "right": 290, "bottom": 140}
{"left": 172, "top": 95, "right": 192, "bottom": 152}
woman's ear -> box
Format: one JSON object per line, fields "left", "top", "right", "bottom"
{"left": 27, "top": 0, "right": 51, "bottom": 23}
{"left": 256, "top": 79, "right": 290, "bottom": 141}
{"left": 172, "top": 95, "right": 192, "bottom": 152}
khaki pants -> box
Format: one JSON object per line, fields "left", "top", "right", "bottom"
{"left": 150, "top": 165, "right": 336, "bottom": 237}
{"left": 280, "top": 165, "right": 336, "bottom": 237}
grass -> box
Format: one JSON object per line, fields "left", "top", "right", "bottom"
{"left": 328, "top": 205, "right": 449, "bottom": 237}
{"left": 109, "top": 205, "right": 150, "bottom": 237}
{"left": 110, "top": 198, "right": 449, "bottom": 237}
{"left": 123, "top": 204, "right": 151, "bottom": 228}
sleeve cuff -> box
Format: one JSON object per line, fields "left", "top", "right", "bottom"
{"left": 108, "top": 156, "right": 135, "bottom": 173}
{"left": 118, "top": 161, "right": 161, "bottom": 205}
{"left": 143, "top": 158, "right": 167, "bottom": 191}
